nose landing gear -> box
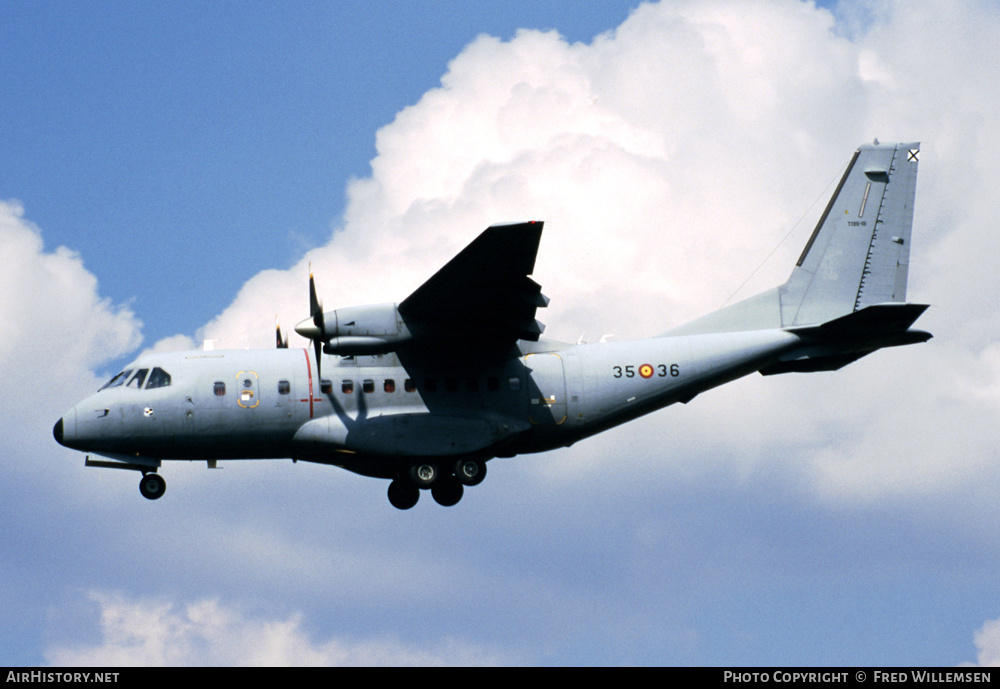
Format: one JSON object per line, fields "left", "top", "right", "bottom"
{"left": 138, "top": 472, "right": 166, "bottom": 500}
{"left": 84, "top": 456, "right": 166, "bottom": 500}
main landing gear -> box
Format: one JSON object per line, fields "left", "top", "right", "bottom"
{"left": 387, "top": 458, "right": 487, "bottom": 510}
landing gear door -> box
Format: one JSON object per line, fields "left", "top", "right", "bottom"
{"left": 524, "top": 353, "right": 566, "bottom": 425}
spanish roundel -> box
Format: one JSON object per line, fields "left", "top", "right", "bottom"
{"left": 639, "top": 364, "right": 654, "bottom": 379}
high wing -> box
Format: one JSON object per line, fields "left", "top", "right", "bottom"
{"left": 398, "top": 221, "right": 549, "bottom": 348}
{"left": 296, "top": 221, "right": 550, "bottom": 358}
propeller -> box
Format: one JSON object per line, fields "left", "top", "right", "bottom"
{"left": 294, "top": 264, "right": 327, "bottom": 379}
{"left": 292, "top": 264, "right": 406, "bottom": 368}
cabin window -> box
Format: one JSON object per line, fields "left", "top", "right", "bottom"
{"left": 320, "top": 379, "right": 333, "bottom": 395}
{"left": 487, "top": 376, "right": 500, "bottom": 392}
{"left": 508, "top": 377, "right": 521, "bottom": 391}
{"left": 384, "top": 379, "right": 395, "bottom": 393}
{"left": 362, "top": 379, "right": 374, "bottom": 393}
{"left": 341, "top": 380, "right": 354, "bottom": 394}
{"left": 100, "top": 369, "right": 133, "bottom": 391}
{"left": 127, "top": 369, "right": 149, "bottom": 389}
{"left": 214, "top": 381, "right": 226, "bottom": 396}
{"left": 277, "top": 380, "right": 290, "bottom": 395}
{"left": 145, "top": 367, "right": 171, "bottom": 389}
{"left": 404, "top": 378, "right": 416, "bottom": 393}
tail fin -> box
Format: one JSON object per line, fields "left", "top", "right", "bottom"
{"left": 780, "top": 141, "right": 920, "bottom": 326}
{"left": 664, "top": 141, "right": 923, "bottom": 337}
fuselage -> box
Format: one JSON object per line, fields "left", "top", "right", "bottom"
{"left": 55, "top": 329, "right": 801, "bottom": 478}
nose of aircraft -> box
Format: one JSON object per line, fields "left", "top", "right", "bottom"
{"left": 53, "top": 407, "right": 77, "bottom": 449}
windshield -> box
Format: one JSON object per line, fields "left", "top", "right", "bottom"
{"left": 97, "top": 366, "right": 172, "bottom": 391}
{"left": 98, "top": 369, "right": 133, "bottom": 391}
{"left": 126, "top": 369, "right": 149, "bottom": 389}
{"left": 145, "top": 367, "right": 171, "bottom": 389}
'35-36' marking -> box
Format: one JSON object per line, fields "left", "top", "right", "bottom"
{"left": 612, "top": 363, "right": 679, "bottom": 379}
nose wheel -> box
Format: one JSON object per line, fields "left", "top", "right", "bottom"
{"left": 138, "top": 472, "right": 166, "bottom": 500}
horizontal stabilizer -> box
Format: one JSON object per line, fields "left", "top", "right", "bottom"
{"left": 760, "top": 302, "right": 931, "bottom": 375}
{"left": 787, "top": 302, "right": 930, "bottom": 341}
{"left": 759, "top": 353, "right": 868, "bottom": 375}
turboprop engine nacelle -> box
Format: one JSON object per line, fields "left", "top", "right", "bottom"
{"left": 295, "top": 302, "right": 413, "bottom": 355}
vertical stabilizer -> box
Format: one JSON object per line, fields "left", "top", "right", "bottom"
{"left": 780, "top": 141, "right": 920, "bottom": 326}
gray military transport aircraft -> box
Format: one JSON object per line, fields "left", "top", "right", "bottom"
{"left": 54, "top": 141, "right": 930, "bottom": 509}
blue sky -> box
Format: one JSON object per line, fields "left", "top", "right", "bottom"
{"left": 5, "top": 0, "right": 1000, "bottom": 667}
{"left": 2, "top": 0, "right": 639, "bottom": 351}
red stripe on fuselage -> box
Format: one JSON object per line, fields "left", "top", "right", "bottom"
{"left": 303, "top": 348, "right": 314, "bottom": 419}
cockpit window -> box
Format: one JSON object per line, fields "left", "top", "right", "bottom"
{"left": 99, "top": 369, "right": 133, "bottom": 391}
{"left": 145, "top": 367, "right": 171, "bottom": 389}
{"left": 126, "top": 369, "right": 149, "bottom": 389}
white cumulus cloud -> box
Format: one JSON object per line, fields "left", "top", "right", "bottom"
{"left": 45, "top": 591, "right": 519, "bottom": 667}
{"left": 960, "top": 617, "right": 1000, "bottom": 667}
{"left": 0, "top": 200, "right": 142, "bottom": 383}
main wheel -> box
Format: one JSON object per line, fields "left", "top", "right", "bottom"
{"left": 138, "top": 473, "right": 166, "bottom": 500}
{"left": 431, "top": 478, "right": 463, "bottom": 507}
{"left": 387, "top": 480, "right": 419, "bottom": 510}
{"left": 408, "top": 462, "right": 439, "bottom": 488}
{"left": 454, "top": 458, "right": 486, "bottom": 486}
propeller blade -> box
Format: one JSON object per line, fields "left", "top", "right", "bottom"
{"left": 306, "top": 264, "right": 325, "bottom": 379}
{"left": 276, "top": 316, "right": 288, "bottom": 349}
{"left": 309, "top": 264, "right": 325, "bottom": 334}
